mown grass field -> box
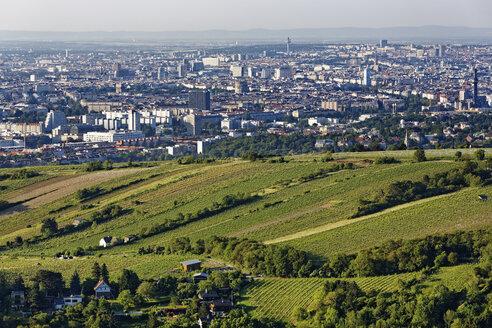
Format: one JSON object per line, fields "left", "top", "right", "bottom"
{"left": 0, "top": 253, "right": 204, "bottom": 282}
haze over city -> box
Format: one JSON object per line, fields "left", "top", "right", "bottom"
{"left": 1, "top": 0, "right": 491, "bottom": 31}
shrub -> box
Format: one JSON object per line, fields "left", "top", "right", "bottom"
{"left": 374, "top": 156, "right": 400, "bottom": 164}
{"left": 10, "top": 169, "right": 39, "bottom": 180}
{"left": 413, "top": 149, "right": 427, "bottom": 162}
{"left": 475, "top": 149, "right": 485, "bottom": 161}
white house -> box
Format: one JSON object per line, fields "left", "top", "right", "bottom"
{"left": 94, "top": 280, "right": 112, "bottom": 299}
{"left": 64, "top": 295, "right": 83, "bottom": 307}
{"left": 99, "top": 236, "right": 113, "bottom": 248}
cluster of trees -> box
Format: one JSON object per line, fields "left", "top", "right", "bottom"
{"left": 2, "top": 298, "right": 118, "bottom": 328}
{"left": 294, "top": 260, "right": 492, "bottom": 327}
{"left": 46, "top": 98, "right": 89, "bottom": 117}
{"left": 0, "top": 169, "right": 40, "bottom": 181}
{"left": 351, "top": 113, "right": 492, "bottom": 149}
{"left": 166, "top": 236, "right": 313, "bottom": 278}
{"left": 0, "top": 262, "right": 253, "bottom": 327}
{"left": 373, "top": 156, "right": 400, "bottom": 164}
{"left": 316, "top": 229, "right": 491, "bottom": 278}
{"left": 137, "top": 193, "right": 257, "bottom": 240}
{"left": 75, "top": 187, "right": 103, "bottom": 201}
{"left": 176, "top": 155, "right": 216, "bottom": 165}
{"left": 76, "top": 174, "right": 154, "bottom": 203}
{"left": 0, "top": 266, "right": 143, "bottom": 327}
{"left": 85, "top": 160, "right": 113, "bottom": 172}
{"left": 349, "top": 143, "right": 385, "bottom": 152}
{"left": 354, "top": 160, "right": 490, "bottom": 217}
{"left": 275, "top": 163, "right": 355, "bottom": 189}
{"left": 87, "top": 205, "right": 124, "bottom": 226}
{"left": 8, "top": 169, "right": 40, "bottom": 180}
{"left": 163, "top": 229, "right": 490, "bottom": 280}
{"left": 205, "top": 134, "right": 318, "bottom": 158}
{"left": 455, "top": 149, "right": 487, "bottom": 162}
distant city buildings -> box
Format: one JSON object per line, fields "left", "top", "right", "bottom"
{"left": 83, "top": 130, "right": 145, "bottom": 142}
{"left": 363, "top": 69, "right": 371, "bottom": 86}
{"left": 0, "top": 40, "right": 490, "bottom": 166}
{"left": 128, "top": 110, "right": 141, "bottom": 131}
{"left": 188, "top": 90, "right": 211, "bottom": 110}
{"left": 44, "top": 110, "right": 67, "bottom": 131}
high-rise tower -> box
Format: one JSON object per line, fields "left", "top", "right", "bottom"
{"left": 286, "top": 37, "right": 291, "bottom": 55}
{"left": 473, "top": 68, "right": 479, "bottom": 106}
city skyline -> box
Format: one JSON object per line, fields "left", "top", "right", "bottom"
{"left": 1, "top": 0, "right": 491, "bottom": 32}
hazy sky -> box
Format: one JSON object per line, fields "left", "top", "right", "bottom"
{"left": 1, "top": 0, "right": 491, "bottom": 31}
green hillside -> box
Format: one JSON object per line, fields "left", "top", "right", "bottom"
{"left": 0, "top": 150, "right": 490, "bottom": 326}
{"left": 0, "top": 151, "right": 489, "bottom": 261}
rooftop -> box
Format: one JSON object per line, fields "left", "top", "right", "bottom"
{"left": 181, "top": 259, "right": 201, "bottom": 266}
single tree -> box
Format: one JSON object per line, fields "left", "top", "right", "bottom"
{"left": 33, "top": 270, "right": 64, "bottom": 297}
{"left": 136, "top": 281, "right": 156, "bottom": 300}
{"left": 475, "top": 149, "right": 485, "bottom": 161}
{"left": 28, "top": 282, "right": 43, "bottom": 310}
{"left": 198, "top": 303, "right": 209, "bottom": 318}
{"left": 92, "top": 262, "right": 101, "bottom": 281}
{"left": 13, "top": 275, "right": 25, "bottom": 291}
{"left": 70, "top": 271, "right": 81, "bottom": 295}
{"left": 101, "top": 264, "right": 110, "bottom": 283}
{"left": 413, "top": 149, "right": 427, "bottom": 162}
{"left": 117, "top": 290, "right": 134, "bottom": 310}
{"left": 118, "top": 269, "right": 140, "bottom": 294}
{"left": 148, "top": 313, "right": 159, "bottom": 328}
{"left": 40, "top": 218, "right": 58, "bottom": 237}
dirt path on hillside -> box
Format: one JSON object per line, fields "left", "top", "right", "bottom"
{"left": 0, "top": 168, "right": 143, "bottom": 220}
{"left": 263, "top": 193, "right": 455, "bottom": 245}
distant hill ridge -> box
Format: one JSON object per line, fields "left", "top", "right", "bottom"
{"left": 1, "top": 26, "right": 492, "bottom": 42}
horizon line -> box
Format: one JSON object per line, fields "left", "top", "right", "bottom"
{"left": 1, "top": 25, "right": 492, "bottom": 34}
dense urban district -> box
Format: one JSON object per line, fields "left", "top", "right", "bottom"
{"left": 0, "top": 41, "right": 491, "bottom": 167}
{"left": 0, "top": 39, "right": 490, "bottom": 328}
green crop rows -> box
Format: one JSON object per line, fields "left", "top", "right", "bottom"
{"left": 241, "top": 273, "right": 416, "bottom": 321}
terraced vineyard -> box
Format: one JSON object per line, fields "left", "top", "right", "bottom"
{"left": 0, "top": 153, "right": 488, "bottom": 260}
{"left": 241, "top": 273, "right": 417, "bottom": 321}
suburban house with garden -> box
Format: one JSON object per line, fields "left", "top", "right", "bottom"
{"left": 94, "top": 280, "right": 112, "bottom": 299}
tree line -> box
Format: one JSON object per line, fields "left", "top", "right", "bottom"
{"left": 159, "top": 229, "right": 490, "bottom": 280}
{"left": 316, "top": 229, "right": 491, "bottom": 278}
{"left": 205, "top": 133, "right": 318, "bottom": 158}
{"left": 353, "top": 160, "right": 490, "bottom": 218}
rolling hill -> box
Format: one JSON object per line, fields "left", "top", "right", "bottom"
{"left": 0, "top": 150, "right": 490, "bottom": 323}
